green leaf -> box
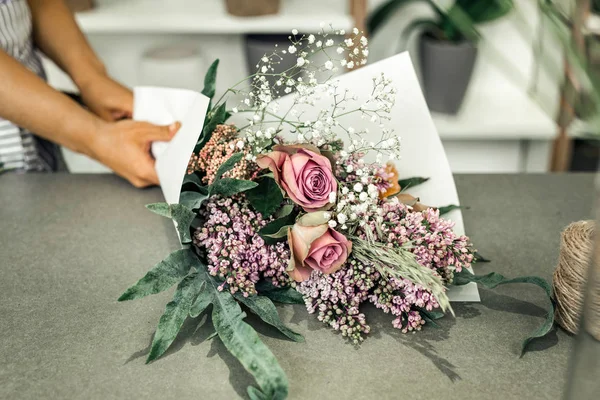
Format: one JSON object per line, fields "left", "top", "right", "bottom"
{"left": 247, "top": 386, "right": 269, "bottom": 400}
{"left": 438, "top": 204, "right": 460, "bottom": 215}
{"left": 210, "top": 279, "right": 288, "bottom": 399}
{"left": 255, "top": 281, "right": 305, "bottom": 305}
{"left": 196, "top": 103, "right": 228, "bottom": 151}
{"left": 401, "top": 18, "right": 440, "bottom": 41}
{"left": 416, "top": 307, "right": 445, "bottom": 328}
{"left": 235, "top": 294, "right": 304, "bottom": 342}
{"left": 182, "top": 172, "right": 205, "bottom": 190}
{"left": 210, "top": 178, "right": 259, "bottom": 197}
{"left": 368, "top": 0, "right": 427, "bottom": 34}
{"left": 474, "top": 251, "right": 491, "bottom": 263}
{"left": 456, "top": 0, "right": 513, "bottom": 24}
{"left": 214, "top": 152, "right": 243, "bottom": 181}
{"left": 179, "top": 191, "right": 209, "bottom": 211}
{"left": 275, "top": 204, "right": 295, "bottom": 219}
{"left": 147, "top": 272, "right": 204, "bottom": 362}
{"left": 146, "top": 203, "right": 196, "bottom": 244}
{"left": 246, "top": 176, "right": 284, "bottom": 218}
{"left": 453, "top": 269, "right": 555, "bottom": 357}
{"left": 118, "top": 249, "right": 198, "bottom": 302}
{"left": 201, "top": 59, "right": 219, "bottom": 100}
{"left": 259, "top": 207, "right": 299, "bottom": 245}
{"left": 262, "top": 226, "right": 290, "bottom": 239}
{"left": 398, "top": 176, "right": 430, "bottom": 191}
{"left": 189, "top": 284, "right": 212, "bottom": 318}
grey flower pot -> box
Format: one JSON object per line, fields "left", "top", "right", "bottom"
{"left": 419, "top": 36, "right": 477, "bottom": 115}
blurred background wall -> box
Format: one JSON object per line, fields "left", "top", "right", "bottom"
{"left": 50, "top": 0, "right": 597, "bottom": 174}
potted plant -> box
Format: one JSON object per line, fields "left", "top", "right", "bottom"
{"left": 225, "top": 0, "right": 281, "bottom": 17}
{"left": 368, "top": 0, "right": 514, "bottom": 114}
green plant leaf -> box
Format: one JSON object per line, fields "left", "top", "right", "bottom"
{"left": 262, "top": 226, "right": 290, "bottom": 239}
{"left": 196, "top": 102, "right": 228, "bottom": 152}
{"left": 179, "top": 191, "right": 209, "bottom": 211}
{"left": 246, "top": 176, "right": 284, "bottom": 218}
{"left": 474, "top": 251, "right": 491, "bottom": 263}
{"left": 210, "top": 178, "right": 258, "bottom": 197}
{"left": 275, "top": 204, "right": 295, "bottom": 219}
{"left": 368, "top": 0, "right": 428, "bottom": 34}
{"left": 456, "top": 0, "right": 513, "bottom": 24}
{"left": 189, "top": 284, "right": 212, "bottom": 318}
{"left": 398, "top": 176, "right": 429, "bottom": 191}
{"left": 210, "top": 279, "right": 288, "bottom": 399}
{"left": 416, "top": 307, "right": 445, "bottom": 328}
{"left": 255, "top": 281, "right": 305, "bottom": 305}
{"left": 118, "top": 249, "right": 198, "bottom": 302}
{"left": 146, "top": 203, "right": 196, "bottom": 244}
{"left": 147, "top": 272, "right": 204, "bottom": 362}
{"left": 235, "top": 293, "right": 304, "bottom": 342}
{"left": 214, "top": 152, "right": 243, "bottom": 181}
{"left": 201, "top": 59, "right": 219, "bottom": 100}
{"left": 247, "top": 386, "right": 269, "bottom": 400}
{"left": 259, "top": 207, "right": 299, "bottom": 245}
{"left": 438, "top": 204, "right": 460, "bottom": 215}
{"left": 182, "top": 172, "right": 205, "bottom": 191}
{"left": 401, "top": 18, "right": 440, "bottom": 41}
{"left": 453, "top": 269, "right": 555, "bottom": 357}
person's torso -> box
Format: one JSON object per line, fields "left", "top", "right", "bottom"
{"left": 0, "top": 0, "right": 54, "bottom": 172}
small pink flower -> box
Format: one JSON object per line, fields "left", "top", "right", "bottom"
{"left": 286, "top": 213, "right": 352, "bottom": 282}
{"left": 256, "top": 144, "right": 337, "bottom": 212}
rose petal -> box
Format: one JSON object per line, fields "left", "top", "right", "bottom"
{"left": 281, "top": 156, "right": 311, "bottom": 205}
{"left": 297, "top": 212, "right": 331, "bottom": 227}
{"left": 290, "top": 223, "right": 329, "bottom": 264}
{"left": 288, "top": 264, "right": 313, "bottom": 282}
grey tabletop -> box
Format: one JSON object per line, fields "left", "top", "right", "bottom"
{"left": 0, "top": 173, "right": 595, "bottom": 400}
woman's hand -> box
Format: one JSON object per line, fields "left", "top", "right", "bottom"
{"left": 79, "top": 73, "right": 134, "bottom": 121}
{"left": 89, "top": 120, "right": 181, "bottom": 188}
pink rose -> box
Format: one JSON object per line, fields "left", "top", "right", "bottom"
{"left": 286, "top": 214, "right": 352, "bottom": 282}
{"left": 256, "top": 145, "right": 337, "bottom": 212}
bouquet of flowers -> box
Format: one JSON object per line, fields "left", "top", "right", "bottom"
{"left": 118, "top": 26, "right": 555, "bottom": 400}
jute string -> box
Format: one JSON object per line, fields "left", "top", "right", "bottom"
{"left": 553, "top": 220, "right": 600, "bottom": 338}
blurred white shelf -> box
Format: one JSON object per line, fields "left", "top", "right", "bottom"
{"left": 431, "top": 89, "right": 557, "bottom": 140}
{"left": 76, "top": 0, "right": 353, "bottom": 34}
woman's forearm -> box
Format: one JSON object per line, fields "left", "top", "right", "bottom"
{"left": 27, "top": 0, "right": 106, "bottom": 89}
{"left": 0, "top": 49, "right": 102, "bottom": 156}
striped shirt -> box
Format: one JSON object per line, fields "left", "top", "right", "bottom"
{"left": 0, "top": 0, "right": 56, "bottom": 171}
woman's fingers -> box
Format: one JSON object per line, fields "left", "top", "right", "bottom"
{"left": 138, "top": 121, "right": 181, "bottom": 142}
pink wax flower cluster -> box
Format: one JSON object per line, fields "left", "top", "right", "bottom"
{"left": 193, "top": 196, "right": 291, "bottom": 296}
{"left": 187, "top": 124, "right": 259, "bottom": 184}
{"left": 297, "top": 201, "right": 474, "bottom": 342}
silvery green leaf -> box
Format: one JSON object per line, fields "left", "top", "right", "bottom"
{"left": 201, "top": 59, "right": 219, "bottom": 100}
{"left": 147, "top": 272, "right": 204, "bottom": 362}
{"left": 255, "top": 281, "right": 305, "bottom": 305}
{"left": 235, "top": 294, "right": 304, "bottom": 342}
{"left": 453, "top": 269, "right": 555, "bottom": 357}
{"left": 214, "top": 152, "right": 243, "bottom": 181}
{"left": 438, "top": 204, "right": 460, "bottom": 215}
{"left": 179, "top": 191, "right": 209, "bottom": 211}
{"left": 398, "top": 176, "right": 429, "bottom": 191}
{"left": 211, "top": 285, "right": 288, "bottom": 399}
{"left": 118, "top": 249, "right": 197, "bottom": 301}
{"left": 210, "top": 178, "right": 258, "bottom": 197}
{"left": 263, "top": 225, "right": 290, "bottom": 239}
{"left": 246, "top": 176, "right": 284, "bottom": 218}
{"left": 146, "top": 203, "right": 196, "bottom": 244}
{"left": 189, "top": 284, "right": 212, "bottom": 318}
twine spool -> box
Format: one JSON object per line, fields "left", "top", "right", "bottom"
{"left": 553, "top": 220, "right": 595, "bottom": 335}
